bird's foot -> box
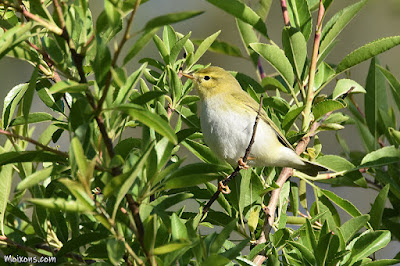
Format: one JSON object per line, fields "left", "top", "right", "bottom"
{"left": 238, "top": 157, "right": 253, "bottom": 169}
{"left": 218, "top": 181, "right": 231, "bottom": 194}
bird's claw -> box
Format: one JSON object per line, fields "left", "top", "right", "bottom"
{"left": 238, "top": 158, "right": 249, "bottom": 169}
{"left": 218, "top": 181, "right": 231, "bottom": 194}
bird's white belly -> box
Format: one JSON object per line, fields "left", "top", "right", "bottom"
{"left": 200, "top": 97, "right": 281, "bottom": 166}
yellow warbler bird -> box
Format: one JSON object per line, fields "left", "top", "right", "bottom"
{"left": 183, "top": 66, "right": 327, "bottom": 176}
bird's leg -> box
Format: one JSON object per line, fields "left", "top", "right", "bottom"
{"left": 238, "top": 156, "right": 255, "bottom": 169}
{"left": 218, "top": 181, "right": 231, "bottom": 194}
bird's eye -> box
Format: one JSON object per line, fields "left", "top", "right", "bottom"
{"left": 204, "top": 75, "right": 210, "bottom": 81}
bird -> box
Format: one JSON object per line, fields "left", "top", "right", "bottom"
{"left": 183, "top": 66, "right": 328, "bottom": 177}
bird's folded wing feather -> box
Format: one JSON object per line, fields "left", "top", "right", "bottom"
{"left": 232, "top": 91, "right": 295, "bottom": 150}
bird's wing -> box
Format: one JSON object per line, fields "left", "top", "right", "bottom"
{"left": 231, "top": 91, "right": 295, "bottom": 150}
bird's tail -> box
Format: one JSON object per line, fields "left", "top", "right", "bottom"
{"left": 296, "top": 159, "right": 329, "bottom": 177}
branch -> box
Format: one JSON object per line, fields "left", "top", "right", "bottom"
{"left": 253, "top": 86, "right": 354, "bottom": 265}
{"left": 302, "top": 0, "right": 325, "bottom": 131}
{"left": 280, "top": 0, "right": 291, "bottom": 26}
{"left": 97, "top": 0, "right": 142, "bottom": 111}
{"left": 202, "top": 95, "right": 264, "bottom": 217}
{"left": 0, "top": 129, "right": 68, "bottom": 157}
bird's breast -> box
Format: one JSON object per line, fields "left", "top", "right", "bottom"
{"left": 199, "top": 96, "right": 255, "bottom": 165}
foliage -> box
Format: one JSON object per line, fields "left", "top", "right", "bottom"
{"left": 0, "top": 0, "right": 399, "bottom": 265}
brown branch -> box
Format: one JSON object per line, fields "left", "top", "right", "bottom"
{"left": 96, "top": 0, "right": 142, "bottom": 111}
{"left": 280, "top": 0, "right": 291, "bottom": 26}
{"left": 0, "top": 129, "right": 68, "bottom": 157}
{"left": 202, "top": 95, "right": 264, "bottom": 217}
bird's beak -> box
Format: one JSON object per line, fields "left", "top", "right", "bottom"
{"left": 182, "top": 73, "right": 194, "bottom": 80}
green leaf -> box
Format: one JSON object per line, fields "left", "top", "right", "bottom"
{"left": 286, "top": 0, "right": 312, "bottom": 40}
{"left": 182, "top": 139, "right": 222, "bottom": 164}
{"left": 92, "top": 35, "right": 111, "bottom": 87}
{"left": 236, "top": 19, "right": 259, "bottom": 67}
{"left": 336, "top": 36, "right": 400, "bottom": 74}
{"left": 320, "top": 0, "right": 368, "bottom": 56}
{"left": 117, "top": 104, "right": 177, "bottom": 144}
{"left": 114, "top": 63, "right": 147, "bottom": 104}
{"left": 153, "top": 242, "right": 190, "bottom": 255}
{"left": 164, "top": 163, "right": 230, "bottom": 190}
{"left": 362, "top": 260, "right": 400, "bottom": 266}
{"left": 142, "top": 11, "right": 203, "bottom": 31}
{"left": 312, "top": 100, "right": 345, "bottom": 120}
{"left": 169, "top": 32, "right": 191, "bottom": 63}
{"left": 369, "top": 185, "right": 389, "bottom": 230}
{"left": 314, "top": 62, "right": 335, "bottom": 89}
{"left": 71, "top": 137, "right": 88, "bottom": 177}
{"left": 104, "top": 0, "right": 121, "bottom": 28}
{"left": 28, "top": 198, "right": 91, "bottom": 212}
{"left": 2, "top": 83, "right": 28, "bottom": 129}
{"left": 9, "top": 112, "right": 53, "bottom": 126}
{"left": 360, "top": 146, "right": 400, "bottom": 168}
{"left": 124, "top": 28, "right": 160, "bottom": 65}
{"left": 206, "top": 0, "right": 268, "bottom": 38}
{"left": 316, "top": 155, "right": 366, "bottom": 187}
{"left": 57, "top": 233, "right": 107, "bottom": 257}
{"left": 23, "top": 64, "right": 39, "bottom": 123}
{"left": 0, "top": 22, "right": 35, "bottom": 60}
{"left": 221, "top": 239, "right": 250, "bottom": 260}
{"left": 378, "top": 66, "right": 400, "bottom": 111}
{"left": 107, "top": 239, "right": 125, "bottom": 265}
{"left": 320, "top": 189, "right": 364, "bottom": 218}
{"left": 250, "top": 43, "right": 294, "bottom": 87}
{"left": 171, "top": 213, "right": 188, "bottom": 240}
{"left": 0, "top": 164, "right": 12, "bottom": 235}
{"left": 332, "top": 79, "right": 366, "bottom": 99}
{"left": 132, "top": 91, "right": 165, "bottom": 105}
{"left": 288, "top": 241, "right": 315, "bottom": 265}
{"left": 49, "top": 80, "right": 89, "bottom": 94}
{"left": 16, "top": 166, "right": 53, "bottom": 191}
{"left": 107, "top": 141, "right": 154, "bottom": 219}
{"left": 340, "top": 214, "right": 370, "bottom": 243}
{"left": 210, "top": 219, "right": 237, "bottom": 254}
{"left": 282, "top": 27, "right": 307, "bottom": 79}
{"left": 189, "top": 31, "right": 220, "bottom": 68}
{"left": 0, "top": 151, "right": 67, "bottom": 166}
{"left": 348, "top": 231, "right": 391, "bottom": 265}
{"left": 364, "top": 57, "right": 387, "bottom": 146}
{"left": 282, "top": 105, "right": 305, "bottom": 132}
{"left": 193, "top": 39, "right": 243, "bottom": 57}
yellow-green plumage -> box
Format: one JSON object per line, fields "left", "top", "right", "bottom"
{"left": 188, "top": 66, "right": 327, "bottom": 176}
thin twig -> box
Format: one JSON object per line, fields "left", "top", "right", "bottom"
{"left": 97, "top": 0, "right": 141, "bottom": 111}
{"left": 0, "top": 129, "right": 68, "bottom": 157}
{"left": 202, "top": 95, "right": 264, "bottom": 217}
{"left": 280, "top": 0, "right": 291, "bottom": 26}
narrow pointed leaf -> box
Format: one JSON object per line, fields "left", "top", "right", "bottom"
{"left": 370, "top": 185, "right": 389, "bottom": 230}
{"left": 117, "top": 104, "right": 177, "bottom": 144}
{"left": 206, "top": 0, "right": 268, "bottom": 38}
{"left": 16, "top": 166, "right": 53, "bottom": 191}
{"left": 124, "top": 27, "right": 160, "bottom": 65}
{"left": 320, "top": 0, "right": 368, "bottom": 56}
{"left": 143, "top": 11, "right": 203, "bottom": 31}
{"left": 250, "top": 43, "right": 294, "bottom": 86}
{"left": 0, "top": 164, "right": 12, "bottom": 235}
{"left": 336, "top": 36, "right": 400, "bottom": 74}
